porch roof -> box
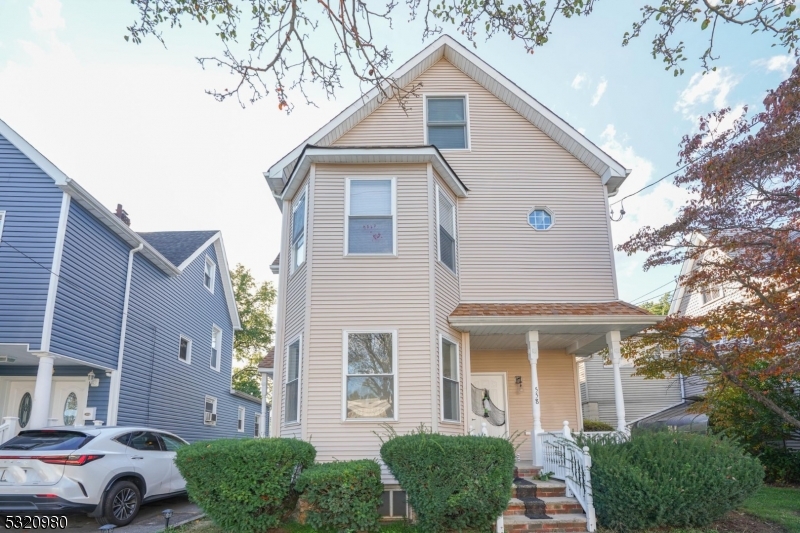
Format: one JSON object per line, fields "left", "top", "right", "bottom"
{"left": 449, "top": 301, "right": 662, "bottom": 356}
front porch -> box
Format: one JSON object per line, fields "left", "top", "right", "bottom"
{"left": 452, "top": 301, "right": 662, "bottom": 466}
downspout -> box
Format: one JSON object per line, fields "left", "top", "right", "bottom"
{"left": 107, "top": 243, "right": 143, "bottom": 426}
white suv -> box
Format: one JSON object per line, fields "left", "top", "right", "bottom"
{"left": 0, "top": 426, "right": 189, "bottom": 526}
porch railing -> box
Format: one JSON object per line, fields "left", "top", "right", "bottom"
{"left": 0, "top": 417, "right": 20, "bottom": 445}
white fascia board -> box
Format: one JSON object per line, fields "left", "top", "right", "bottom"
{"left": 257, "top": 366, "right": 275, "bottom": 374}
{"left": 178, "top": 232, "right": 222, "bottom": 271}
{"left": 59, "top": 180, "right": 180, "bottom": 276}
{"left": 213, "top": 236, "right": 242, "bottom": 330}
{"left": 281, "top": 146, "right": 468, "bottom": 202}
{"left": 448, "top": 314, "right": 664, "bottom": 328}
{"left": 0, "top": 119, "right": 70, "bottom": 186}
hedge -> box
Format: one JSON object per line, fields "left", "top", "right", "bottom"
{"left": 586, "top": 431, "right": 763, "bottom": 531}
{"left": 583, "top": 419, "right": 615, "bottom": 432}
{"left": 381, "top": 431, "right": 514, "bottom": 532}
{"left": 296, "top": 460, "right": 383, "bottom": 532}
{"left": 175, "top": 438, "right": 316, "bottom": 533}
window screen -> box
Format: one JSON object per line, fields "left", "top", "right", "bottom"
{"left": 441, "top": 338, "right": 460, "bottom": 421}
{"left": 292, "top": 193, "right": 306, "bottom": 271}
{"left": 348, "top": 180, "right": 393, "bottom": 254}
{"left": 438, "top": 191, "right": 456, "bottom": 272}
{"left": 285, "top": 339, "right": 301, "bottom": 423}
{"left": 427, "top": 98, "right": 467, "bottom": 149}
{"left": 346, "top": 333, "right": 394, "bottom": 419}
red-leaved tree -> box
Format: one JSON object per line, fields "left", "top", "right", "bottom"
{"left": 620, "top": 64, "right": 800, "bottom": 430}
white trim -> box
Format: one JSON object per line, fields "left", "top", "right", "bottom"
{"left": 177, "top": 232, "right": 221, "bottom": 270}
{"left": 204, "top": 256, "right": 217, "bottom": 294}
{"left": 270, "top": 204, "right": 292, "bottom": 438}
{"left": 461, "top": 332, "right": 471, "bottom": 433}
{"left": 281, "top": 146, "right": 467, "bottom": 203}
{"left": 423, "top": 94, "right": 471, "bottom": 151}
{"left": 255, "top": 412, "right": 263, "bottom": 437}
{"left": 210, "top": 324, "right": 223, "bottom": 372}
{"left": 603, "top": 187, "right": 620, "bottom": 300}
{"left": 0, "top": 211, "right": 6, "bottom": 243}
{"left": 40, "top": 193, "right": 71, "bottom": 352}
{"left": 237, "top": 406, "right": 245, "bottom": 432}
{"left": 290, "top": 185, "right": 308, "bottom": 275}
{"left": 178, "top": 335, "right": 192, "bottom": 365}
{"left": 284, "top": 334, "right": 302, "bottom": 425}
{"left": 427, "top": 164, "right": 438, "bottom": 432}
{"left": 344, "top": 177, "right": 397, "bottom": 257}
{"left": 107, "top": 242, "right": 144, "bottom": 426}
{"left": 301, "top": 167, "right": 314, "bottom": 440}
{"left": 439, "top": 333, "right": 461, "bottom": 423}
{"left": 212, "top": 237, "right": 242, "bottom": 330}
{"left": 436, "top": 184, "right": 457, "bottom": 273}
{"left": 341, "top": 329, "right": 399, "bottom": 422}
{"left": 204, "top": 395, "right": 218, "bottom": 426}
{"left": 449, "top": 314, "right": 664, "bottom": 327}
{"left": 527, "top": 206, "right": 555, "bottom": 231}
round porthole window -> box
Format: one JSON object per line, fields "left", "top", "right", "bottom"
{"left": 63, "top": 392, "right": 78, "bottom": 426}
{"left": 528, "top": 207, "right": 554, "bottom": 231}
{"left": 18, "top": 392, "right": 32, "bottom": 428}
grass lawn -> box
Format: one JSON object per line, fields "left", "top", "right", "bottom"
{"left": 739, "top": 486, "right": 800, "bottom": 533}
{"left": 171, "top": 518, "right": 418, "bottom": 533}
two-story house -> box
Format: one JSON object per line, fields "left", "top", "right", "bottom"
{"left": 264, "top": 36, "right": 660, "bottom": 526}
{"left": 0, "top": 119, "right": 261, "bottom": 442}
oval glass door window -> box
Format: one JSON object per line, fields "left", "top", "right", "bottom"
{"left": 63, "top": 393, "right": 78, "bottom": 426}
{"left": 18, "top": 392, "right": 32, "bottom": 428}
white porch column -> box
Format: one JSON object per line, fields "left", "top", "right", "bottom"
{"left": 526, "top": 331, "right": 543, "bottom": 465}
{"left": 260, "top": 373, "right": 270, "bottom": 437}
{"left": 606, "top": 331, "right": 627, "bottom": 432}
{"left": 29, "top": 355, "right": 55, "bottom": 429}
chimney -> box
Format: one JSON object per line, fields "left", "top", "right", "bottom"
{"left": 115, "top": 204, "right": 130, "bottom": 226}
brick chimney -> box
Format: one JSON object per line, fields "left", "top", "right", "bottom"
{"left": 115, "top": 204, "right": 130, "bottom": 226}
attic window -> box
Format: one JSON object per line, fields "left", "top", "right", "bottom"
{"left": 204, "top": 257, "right": 216, "bottom": 293}
{"left": 528, "top": 208, "right": 554, "bottom": 231}
{"left": 427, "top": 97, "right": 468, "bottom": 150}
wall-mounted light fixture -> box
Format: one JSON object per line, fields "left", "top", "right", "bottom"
{"left": 87, "top": 370, "right": 100, "bottom": 387}
{"left": 515, "top": 376, "right": 523, "bottom": 391}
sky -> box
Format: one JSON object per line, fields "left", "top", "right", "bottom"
{"left": 0, "top": 0, "right": 794, "bottom": 305}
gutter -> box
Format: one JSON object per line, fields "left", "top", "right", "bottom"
{"left": 107, "top": 242, "right": 144, "bottom": 426}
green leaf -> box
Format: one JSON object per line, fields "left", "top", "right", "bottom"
{"left": 701, "top": 18, "right": 710, "bottom": 30}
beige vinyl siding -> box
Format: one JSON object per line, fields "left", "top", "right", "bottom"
{"left": 434, "top": 173, "right": 464, "bottom": 434}
{"left": 335, "top": 59, "right": 616, "bottom": 302}
{"left": 281, "top": 178, "right": 308, "bottom": 439}
{"left": 307, "top": 163, "right": 434, "bottom": 482}
{"left": 470, "top": 349, "right": 579, "bottom": 460}
{"left": 580, "top": 356, "right": 682, "bottom": 425}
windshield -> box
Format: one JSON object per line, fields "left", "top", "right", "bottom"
{"left": 0, "top": 431, "right": 93, "bottom": 451}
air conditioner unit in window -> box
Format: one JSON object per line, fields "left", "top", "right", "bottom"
{"left": 204, "top": 412, "right": 216, "bottom": 423}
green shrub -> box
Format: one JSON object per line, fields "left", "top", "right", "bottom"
{"left": 295, "top": 460, "right": 383, "bottom": 532}
{"left": 583, "top": 419, "right": 615, "bottom": 432}
{"left": 175, "top": 438, "right": 316, "bottom": 533}
{"left": 380, "top": 430, "right": 514, "bottom": 533}
{"left": 757, "top": 447, "right": 800, "bottom": 484}
{"left": 586, "top": 431, "right": 763, "bottom": 531}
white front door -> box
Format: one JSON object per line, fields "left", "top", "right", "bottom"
{"left": 49, "top": 380, "right": 88, "bottom": 427}
{"left": 5, "top": 381, "right": 35, "bottom": 430}
{"left": 470, "top": 373, "right": 509, "bottom": 438}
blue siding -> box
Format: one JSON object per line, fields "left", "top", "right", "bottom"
{"left": 0, "top": 365, "right": 110, "bottom": 422}
{"left": 118, "top": 244, "right": 258, "bottom": 441}
{"left": 49, "top": 202, "right": 129, "bottom": 369}
{"left": 0, "top": 134, "right": 62, "bottom": 349}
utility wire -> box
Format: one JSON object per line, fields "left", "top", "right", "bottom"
{"left": 0, "top": 240, "right": 95, "bottom": 299}
{"left": 628, "top": 277, "right": 679, "bottom": 305}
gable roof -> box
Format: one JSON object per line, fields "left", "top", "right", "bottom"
{"left": 139, "top": 231, "right": 219, "bottom": 266}
{"left": 0, "top": 118, "right": 241, "bottom": 330}
{"left": 265, "top": 34, "right": 629, "bottom": 204}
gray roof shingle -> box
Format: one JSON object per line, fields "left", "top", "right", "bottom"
{"left": 138, "top": 231, "right": 218, "bottom": 267}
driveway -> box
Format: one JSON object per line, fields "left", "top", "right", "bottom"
{"left": 58, "top": 495, "right": 203, "bottom": 532}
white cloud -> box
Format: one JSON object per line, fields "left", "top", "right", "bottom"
{"left": 29, "top": 0, "right": 65, "bottom": 31}
{"left": 754, "top": 54, "right": 796, "bottom": 76}
{"left": 675, "top": 68, "right": 737, "bottom": 117}
{"left": 591, "top": 78, "right": 607, "bottom": 106}
{"left": 571, "top": 73, "right": 587, "bottom": 90}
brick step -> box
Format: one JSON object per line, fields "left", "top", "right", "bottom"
{"left": 505, "top": 497, "right": 584, "bottom": 516}
{"left": 514, "top": 465, "right": 542, "bottom": 478}
{"left": 512, "top": 479, "right": 567, "bottom": 499}
{"left": 503, "top": 513, "right": 588, "bottom": 532}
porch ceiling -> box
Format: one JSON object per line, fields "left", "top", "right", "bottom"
{"left": 0, "top": 344, "right": 100, "bottom": 367}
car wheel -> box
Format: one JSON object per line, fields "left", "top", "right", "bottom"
{"left": 96, "top": 480, "right": 141, "bottom": 527}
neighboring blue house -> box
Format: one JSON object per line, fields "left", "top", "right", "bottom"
{"left": 0, "top": 119, "right": 262, "bottom": 442}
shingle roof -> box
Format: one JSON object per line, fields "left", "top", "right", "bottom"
{"left": 271, "top": 254, "right": 280, "bottom": 267}
{"left": 259, "top": 347, "right": 275, "bottom": 369}
{"left": 450, "top": 301, "right": 652, "bottom": 317}
{"left": 138, "top": 231, "right": 218, "bottom": 267}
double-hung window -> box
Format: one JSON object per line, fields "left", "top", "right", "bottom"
{"left": 211, "top": 326, "right": 222, "bottom": 371}
{"left": 179, "top": 336, "right": 192, "bottom": 364}
{"left": 285, "top": 338, "right": 301, "bottom": 424}
{"left": 254, "top": 413, "right": 262, "bottom": 437}
{"left": 437, "top": 189, "right": 456, "bottom": 272}
{"left": 441, "top": 337, "right": 460, "bottom": 422}
{"left": 345, "top": 332, "right": 396, "bottom": 420}
{"left": 0, "top": 211, "right": 6, "bottom": 243}
{"left": 237, "top": 407, "right": 245, "bottom": 432}
{"left": 346, "top": 179, "right": 395, "bottom": 255}
{"left": 204, "top": 396, "right": 217, "bottom": 426}
{"left": 427, "top": 97, "right": 468, "bottom": 150}
{"left": 204, "top": 257, "right": 216, "bottom": 293}
{"left": 291, "top": 190, "right": 307, "bottom": 272}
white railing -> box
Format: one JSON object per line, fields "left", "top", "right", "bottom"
{"left": 579, "top": 430, "right": 628, "bottom": 444}
{"left": 0, "top": 417, "right": 20, "bottom": 445}
{"left": 538, "top": 421, "right": 607, "bottom": 532}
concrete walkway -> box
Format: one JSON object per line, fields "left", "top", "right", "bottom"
{"left": 60, "top": 495, "right": 203, "bottom": 532}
